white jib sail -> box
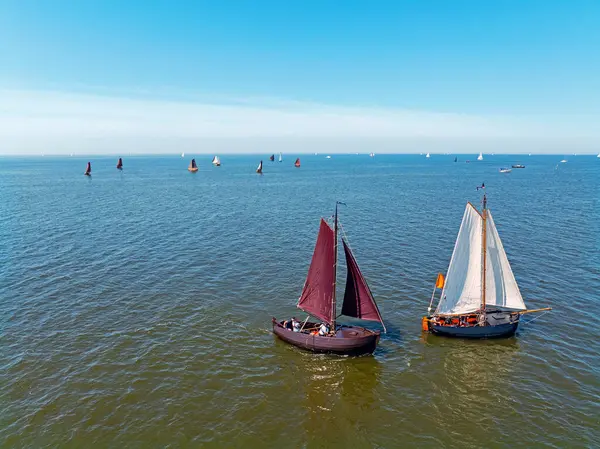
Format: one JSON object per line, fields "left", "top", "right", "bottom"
{"left": 484, "top": 210, "right": 526, "bottom": 311}
{"left": 435, "top": 204, "right": 483, "bottom": 315}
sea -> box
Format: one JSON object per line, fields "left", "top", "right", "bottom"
{"left": 1, "top": 154, "right": 598, "bottom": 448}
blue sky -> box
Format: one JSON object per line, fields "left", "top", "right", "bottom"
{"left": 1, "top": 0, "right": 599, "bottom": 154}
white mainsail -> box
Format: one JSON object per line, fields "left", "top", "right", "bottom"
{"left": 212, "top": 155, "right": 220, "bottom": 165}
{"left": 426, "top": 153, "right": 430, "bottom": 158}
{"left": 477, "top": 152, "right": 483, "bottom": 161}
{"left": 278, "top": 153, "right": 282, "bottom": 162}
{"left": 435, "top": 204, "right": 526, "bottom": 315}
{"left": 435, "top": 204, "right": 483, "bottom": 315}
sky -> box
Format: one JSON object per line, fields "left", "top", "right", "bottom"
{"left": 1, "top": 0, "right": 599, "bottom": 155}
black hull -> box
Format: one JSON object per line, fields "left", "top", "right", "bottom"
{"left": 272, "top": 319, "right": 380, "bottom": 355}
{"left": 429, "top": 321, "right": 519, "bottom": 339}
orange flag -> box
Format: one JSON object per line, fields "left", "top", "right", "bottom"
{"left": 435, "top": 273, "right": 445, "bottom": 289}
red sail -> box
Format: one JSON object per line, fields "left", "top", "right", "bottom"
{"left": 297, "top": 219, "right": 336, "bottom": 324}
{"left": 295, "top": 158, "right": 301, "bottom": 167}
{"left": 341, "top": 239, "right": 385, "bottom": 327}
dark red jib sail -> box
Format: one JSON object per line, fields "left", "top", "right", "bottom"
{"left": 341, "top": 239, "right": 385, "bottom": 330}
{"left": 297, "top": 218, "right": 336, "bottom": 324}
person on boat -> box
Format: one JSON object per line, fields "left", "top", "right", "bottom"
{"left": 283, "top": 319, "right": 293, "bottom": 330}
{"left": 318, "top": 322, "right": 330, "bottom": 336}
{"left": 292, "top": 318, "right": 301, "bottom": 332}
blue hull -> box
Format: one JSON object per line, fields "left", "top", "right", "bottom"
{"left": 430, "top": 322, "right": 518, "bottom": 339}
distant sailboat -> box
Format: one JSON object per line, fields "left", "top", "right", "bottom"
{"left": 272, "top": 203, "right": 386, "bottom": 354}
{"left": 499, "top": 168, "right": 512, "bottom": 173}
{"left": 212, "top": 156, "right": 221, "bottom": 166}
{"left": 454, "top": 157, "right": 458, "bottom": 162}
{"left": 597, "top": 153, "right": 600, "bottom": 158}
{"left": 278, "top": 153, "right": 283, "bottom": 162}
{"left": 560, "top": 159, "right": 567, "bottom": 163}
{"left": 269, "top": 154, "right": 275, "bottom": 162}
{"left": 477, "top": 152, "right": 483, "bottom": 161}
{"left": 181, "top": 152, "right": 185, "bottom": 158}
{"left": 294, "top": 158, "right": 301, "bottom": 168}
{"left": 426, "top": 153, "right": 430, "bottom": 158}
{"left": 326, "top": 155, "right": 331, "bottom": 159}
{"left": 84, "top": 162, "right": 91, "bottom": 176}
{"left": 256, "top": 160, "right": 263, "bottom": 174}
{"left": 188, "top": 159, "right": 198, "bottom": 172}
{"left": 369, "top": 152, "right": 375, "bottom": 157}
{"left": 423, "top": 192, "right": 551, "bottom": 338}
{"left": 117, "top": 158, "right": 123, "bottom": 170}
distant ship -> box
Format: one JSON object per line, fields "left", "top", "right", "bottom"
{"left": 256, "top": 160, "right": 263, "bottom": 174}
{"left": 294, "top": 158, "right": 301, "bottom": 168}
{"left": 212, "top": 156, "right": 221, "bottom": 166}
{"left": 188, "top": 159, "right": 198, "bottom": 172}
{"left": 84, "top": 162, "right": 91, "bottom": 176}
{"left": 499, "top": 168, "right": 512, "bottom": 173}
{"left": 269, "top": 154, "right": 275, "bottom": 162}
{"left": 477, "top": 152, "right": 483, "bottom": 161}
{"left": 512, "top": 164, "right": 525, "bottom": 169}
{"left": 117, "top": 158, "right": 123, "bottom": 170}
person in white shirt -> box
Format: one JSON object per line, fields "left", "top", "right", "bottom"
{"left": 318, "top": 322, "right": 330, "bottom": 336}
{"left": 292, "top": 318, "right": 301, "bottom": 332}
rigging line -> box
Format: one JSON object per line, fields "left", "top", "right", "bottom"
{"left": 521, "top": 311, "right": 551, "bottom": 325}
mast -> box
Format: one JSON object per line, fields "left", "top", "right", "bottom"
{"left": 332, "top": 202, "right": 339, "bottom": 331}
{"left": 480, "top": 192, "right": 487, "bottom": 325}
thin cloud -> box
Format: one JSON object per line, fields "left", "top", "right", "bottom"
{"left": 0, "top": 89, "right": 597, "bottom": 154}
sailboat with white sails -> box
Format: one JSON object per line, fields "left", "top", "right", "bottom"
{"left": 423, "top": 189, "right": 551, "bottom": 338}
{"left": 212, "top": 155, "right": 221, "bottom": 166}
{"left": 477, "top": 152, "right": 483, "bottom": 161}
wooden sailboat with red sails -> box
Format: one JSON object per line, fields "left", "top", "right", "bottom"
{"left": 272, "top": 202, "right": 386, "bottom": 355}
{"left": 422, "top": 188, "right": 551, "bottom": 338}
{"left": 294, "top": 158, "right": 301, "bottom": 167}
{"left": 84, "top": 162, "right": 91, "bottom": 176}
{"left": 116, "top": 158, "right": 123, "bottom": 169}
{"left": 188, "top": 159, "right": 198, "bottom": 172}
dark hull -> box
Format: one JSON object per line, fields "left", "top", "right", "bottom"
{"left": 272, "top": 319, "right": 380, "bottom": 355}
{"left": 430, "top": 322, "right": 518, "bottom": 339}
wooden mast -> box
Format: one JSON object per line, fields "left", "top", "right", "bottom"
{"left": 331, "top": 202, "right": 339, "bottom": 332}
{"left": 480, "top": 192, "right": 487, "bottom": 326}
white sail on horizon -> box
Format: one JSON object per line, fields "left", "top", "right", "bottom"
{"left": 435, "top": 204, "right": 526, "bottom": 315}
{"left": 426, "top": 153, "right": 430, "bottom": 158}
{"left": 278, "top": 153, "right": 282, "bottom": 162}
{"left": 477, "top": 152, "right": 483, "bottom": 161}
{"left": 212, "top": 155, "right": 220, "bottom": 165}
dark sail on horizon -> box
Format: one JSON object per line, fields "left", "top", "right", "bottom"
{"left": 297, "top": 219, "right": 335, "bottom": 324}
{"left": 269, "top": 154, "right": 275, "bottom": 161}
{"left": 341, "top": 239, "right": 385, "bottom": 329}
{"left": 117, "top": 158, "right": 123, "bottom": 169}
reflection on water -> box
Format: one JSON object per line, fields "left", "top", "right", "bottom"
{"left": 301, "top": 355, "right": 382, "bottom": 447}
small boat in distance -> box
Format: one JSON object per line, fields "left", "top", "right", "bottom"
{"left": 181, "top": 152, "right": 185, "bottom": 158}
{"left": 326, "top": 155, "right": 331, "bottom": 159}
{"left": 499, "top": 168, "right": 512, "bottom": 173}
{"left": 369, "top": 152, "right": 375, "bottom": 157}
{"left": 560, "top": 159, "right": 568, "bottom": 163}
{"left": 278, "top": 153, "right": 282, "bottom": 162}
{"left": 597, "top": 153, "right": 600, "bottom": 158}
{"left": 294, "top": 158, "right": 301, "bottom": 167}
{"left": 272, "top": 203, "right": 386, "bottom": 355}
{"left": 269, "top": 154, "right": 275, "bottom": 161}
{"left": 512, "top": 164, "right": 525, "bottom": 169}
{"left": 426, "top": 152, "right": 430, "bottom": 158}
{"left": 423, "top": 190, "right": 551, "bottom": 338}
{"left": 117, "top": 158, "right": 123, "bottom": 170}
{"left": 84, "top": 162, "right": 91, "bottom": 176}
{"left": 212, "top": 156, "right": 221, "bottom": 166}
{"left": 477, "top": 152, "right": 483, "bottom": 161}
{"left": 454, "top": 157, "right": 458, "bottom": 162}
{"left": 256, "top": 160, "right": 263, "bottom": 174}
{"left": 188, "top": 159, "right": 198, "bottom": 172}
